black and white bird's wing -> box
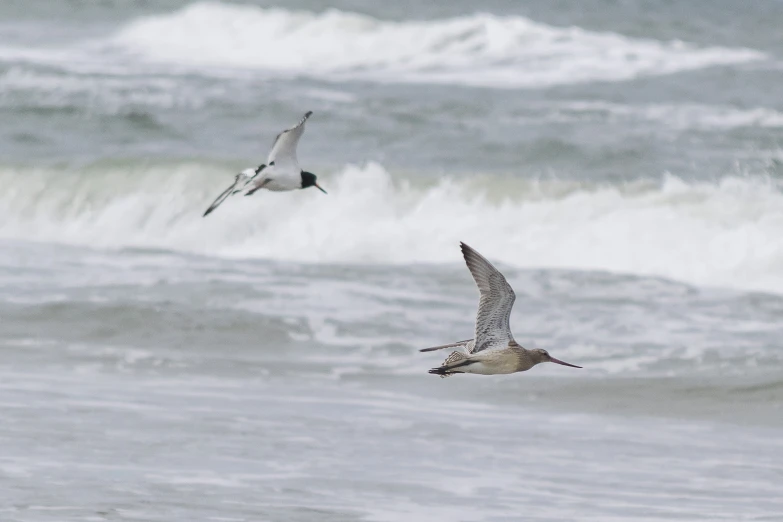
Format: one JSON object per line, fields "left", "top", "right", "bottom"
{"left": 203, "top": 180, "right": 239, "bottom": 217}
{"left": 236, "top": 168, "right": 257, "bottom": 189}
{"left": 203, "top": 169, "right": 254, "bottom": 217}
{"left": 266, "top": 111, "right": 312, "bottom": 169}
{"left": 460, "top": 242, "right": 516, "bottom": 353}
{"left": 419, "top": 339, "right": 475, "bottom": 353}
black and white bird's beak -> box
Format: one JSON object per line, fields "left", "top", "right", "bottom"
{"left": 315, "top": 183, "right": 327, "bottom": 194}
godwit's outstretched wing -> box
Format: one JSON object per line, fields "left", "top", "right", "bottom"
{"left": 419, "top": 339, "right": 475, "bottom": 353}
{"left": 266, "top": 111, "right": 312, "bottom": 169}
{"left": 460, "top": 242, "right": 516, "bottom": 353}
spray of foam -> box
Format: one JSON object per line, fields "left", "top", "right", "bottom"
{"left": 107, "top": 2, "right": 765, "bottom": 88}
{"left": 1, "top": 162, "right": 783, "bottom": 294}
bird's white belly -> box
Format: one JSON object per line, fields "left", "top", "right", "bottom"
{"left": 461, "top": 361, "right": 517, "bottom": 375}
{"left": 461, "top": 352, "right": 520, "bottom": 375}
{"left": 254, "top": 164, "right": 300, "bottom": 192}
{"left": 265, "top": 181, "right": 297, "bottom": 191}
{"left": 263, "top": 174, "right": 300, "bottom": 191}
{"left": 460, "top": 362, "right": 494, "bottom": 375}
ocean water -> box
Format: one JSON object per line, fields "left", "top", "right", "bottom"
{"left": 1, "top": 1, "right": 783, "bottom": 520}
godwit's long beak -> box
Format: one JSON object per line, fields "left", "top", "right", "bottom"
{"left": 315, "top": 183, "right": 327, "bottom": 194}
{"left": 549, "top": 356, "right": 582, "bottom": 368}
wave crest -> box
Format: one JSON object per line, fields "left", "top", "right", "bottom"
{"left": 110, "top": 2, "right": 765, "bottom": 88}
{"left": 1, "top": 162, "right": 783, "bottom": 293}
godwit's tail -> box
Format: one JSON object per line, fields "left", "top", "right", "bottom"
{"left": 428, "top": 351, "right": 472, "bottom": 378}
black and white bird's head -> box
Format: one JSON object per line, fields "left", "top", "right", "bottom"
{"left": 300, "top": 171, "right": 327, "bottom": 194}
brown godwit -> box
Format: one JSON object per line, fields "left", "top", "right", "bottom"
{"left": 422, "top": 242, "right": 582, "bottom": 377}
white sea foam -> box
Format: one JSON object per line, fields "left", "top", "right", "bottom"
{"left": 556, "top": 101, "right": 783, "bottom": 130}
{"left": 106, "top": 2, "right": 765, "bottom": 88}
{"left": 1, "top": 162, "right": 783, "bottom": 294}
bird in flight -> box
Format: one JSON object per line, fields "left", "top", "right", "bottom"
{"left": 203, "top": 111, "right": 326, "bottom": 217}
{"left": 423, "top": 242, "right": 582, "bottom": 377}
{"left": 244, "top": 111, "right": 326, "bottom": 196}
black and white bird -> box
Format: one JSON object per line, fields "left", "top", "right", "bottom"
{"left": 422, "top": 242, "right": 582, "bottom": 377}
{"left": 202, "top": 111, "right": 326, "bottom": 217}
{"left": 245, "top": 111, "right": 326, "bottom": 196}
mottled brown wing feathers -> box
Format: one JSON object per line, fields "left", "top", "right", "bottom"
{"left": 460, "top": 242, "right": 516, "bottom": 353}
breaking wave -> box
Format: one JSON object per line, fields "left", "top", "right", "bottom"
{"left": 1, "top": 161, "right": 783, "bottom": 294}
{"left": 105, "top": 2, "right": 765, "bottom": 88}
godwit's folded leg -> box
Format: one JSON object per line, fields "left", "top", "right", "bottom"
{"left": 428, "top": 351, "right": 475, "bottom": 378}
